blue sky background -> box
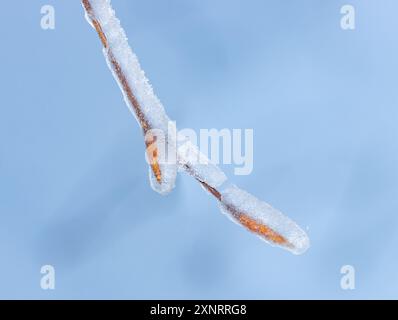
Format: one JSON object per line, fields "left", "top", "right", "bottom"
{"left": 0, "top": 0, "right": 397, "bottom": 299}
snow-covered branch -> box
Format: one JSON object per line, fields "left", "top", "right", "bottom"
{"left": 81, "top": 0, "right": 309, "bottom": 254}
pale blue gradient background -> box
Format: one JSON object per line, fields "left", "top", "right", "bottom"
{"left": 0, "top": 0, "right": 397, "bottom": 299}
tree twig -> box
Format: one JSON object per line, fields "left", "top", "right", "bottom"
{"left": 81, "top": 0, "right": 310, "bottom": 254}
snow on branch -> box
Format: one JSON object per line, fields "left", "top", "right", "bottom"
{"left": 81, "top": 0, "right": 310, "bottom": 255}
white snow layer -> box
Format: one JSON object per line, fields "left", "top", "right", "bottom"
{"left": 177, "top": 134, "right": 228, "bottom": 190}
